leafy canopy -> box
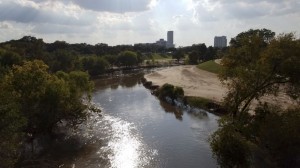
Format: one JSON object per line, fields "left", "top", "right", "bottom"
{"left": 210, "top": 29, "right": 300, "bottom": 168}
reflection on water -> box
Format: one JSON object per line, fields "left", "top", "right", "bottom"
{"left": 62, "top": 111, "right": 156, "bottom": 168}
{"left": 91, "top": 72, "right": 219, "bottom": 168}
{"left": 102, "top": 115, "right": 156, "bottom": 168}
{"left": 159, "top": 100, "right": 183, "bottom": 121}
{"left": 39, "top": 72, "right": 218, "bottom": 168}
{"left": 94, "top": 73, "right": 144, "bottom": 90}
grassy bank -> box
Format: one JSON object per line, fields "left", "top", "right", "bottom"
{"left": 185, "top": 96, "right": 226, "bottom": 114}
{"left": 197, "top": 60, "right": 223, "bottom": 74}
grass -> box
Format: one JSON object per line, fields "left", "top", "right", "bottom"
{"left": 151, "top": 53, "right": 172, "bottom": 60}
{"left": 185, "top": 96, "right": 212, "bottom": 110}
{"left": 185, "top": 96, "right": 226, "bottom": 114}
{"left": 197, "top": 60, "right": 223, "bottom": 74}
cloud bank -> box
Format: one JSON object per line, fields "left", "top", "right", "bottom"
{"left": 0, "top": 0, "right": 299, "bottom": 46}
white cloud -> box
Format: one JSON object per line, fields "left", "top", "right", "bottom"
{"left": 0, "top": 22, "right": 10, "bottom": 29}
{"left": 0, "top": 0, "right": 299, "bottom": 46}
{"left": 0, "top": 1, "right": 95, "bottom": 25}
{"left": 30, "top": 0, "right": 156, "bottom": 13}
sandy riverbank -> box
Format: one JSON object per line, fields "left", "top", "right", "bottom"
{"left": 145, "top": 65, "right": 296, "bottom": 110}
{"left": 145, "top": 65, "right": 227, "bottom": 103}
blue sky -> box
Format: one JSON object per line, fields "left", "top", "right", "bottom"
{"left": 0, "top": 0, "right": 299, "bottom": 46}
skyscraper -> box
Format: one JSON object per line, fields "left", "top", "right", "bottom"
{"left": 214, "top": 36, "right": 227, "bottom": 48}
{"left": 167, "top": 31, "right": 174, "bottom": 48}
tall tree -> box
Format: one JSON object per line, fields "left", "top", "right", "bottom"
{"left": 210, "top": 29, "right": 300, "bottom": 168}
{"left": 117, "top": 51, "right": 138, "bottom": 67}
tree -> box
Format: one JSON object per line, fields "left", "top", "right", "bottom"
{"left": 196, "top": 43, "right": 207, "bottom": 61}
{"left": 103, "top": 54, "right": 118, "bottom": 66}
{"left": 0, "top": 59, "right": 96, "bottom": 166}
{"left": 81, "top": 56, "right": 109, "bottom": 76}
{"left": 6, "top": 60, "right": 94, "bottom": 138}
{"left": 0, "top": 76, "right": 26, "bottom": 168}
{"left": 210, "top": 29, "right": 300, "bottom": 168}
{"left": 221, "top": 31, "right": 299, "bottom": 117}
{"left": 46, "top": 50, "right": 80, "bottom": 72}
{"left": 204, "top": 46, "right": 217, "bottom": 61}
{"left": 117, "top": 51, "right": 138, "bottom": 67}
{"left": 188, "top": 51, "right": 199, "bottom": 64}
{"left": 0, "top": 50, "right": 23, "bottom": 68}
{"left": 172, "top": 49, "right": 184, "bottom": 62}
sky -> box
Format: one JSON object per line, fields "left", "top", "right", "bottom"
{"left": 0, "top": 0, "right": 299, "bottom": 46}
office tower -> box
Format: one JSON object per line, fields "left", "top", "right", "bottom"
{"left": 167, "top": 31, "right": 174, "bottom": 48}
{"left": 214, "top": 36, "right": 227, "bottom": 48}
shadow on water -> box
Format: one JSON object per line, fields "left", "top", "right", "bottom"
{"left": 19, "top": 135, "right": 108, "bottom": 168}
{"left": 19, "top": 119, "right": 111, "bottom": 168}
{"left": 159, "top": 100, "right": 183, "bottom": 121}
{"left": 94, "top": 72, "right": 144, "bottom": 90}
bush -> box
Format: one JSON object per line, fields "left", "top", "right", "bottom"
{"left": 256, "top": 106, "right": 300, "bottom": 167}
{"left": 210, "top": 118, "right": 252, "bottom": 168}
{"left": 186, "top": 96, "right": 211, "bottom": 109}
{"left": 158, "top": 83, "right": 184, "bottom": 102}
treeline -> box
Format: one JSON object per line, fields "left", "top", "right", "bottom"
{"left": 0, "top": 36, "right": 222, "bottom": 77}
{"left": 179, "top": 43, "right": 223, "bottom": 64}
{"left": 0, "top": 36, "right": 146, "bottom": 77}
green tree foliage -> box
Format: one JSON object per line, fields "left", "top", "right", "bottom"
{"left": 0, "top": 50, "right": 23, "bottom": 68}
{"left": 256, "top": 106, "right": 300, "bottom": 167}
{"left": 0, "top": 77, "right": 26, "bottom": 168}
{"left": 136, "top": 52, "right": 144, "bottom": 64}
{"left": 0, "top": 49, "right": 23, "bottom": 76}
{"left": 117, "top": 51, "right": 138, "bottom": 67}
{"left": 210, "top": 29, "right": 300, "bottom": 168}
{"left": 0, "top": 60, "right": 95, "bottom": 166}
{"left": 103, "top": 54, "right": 118, "bottom": 66}
{"left": 194, "top": 43, "right": 207, "bottom": 61}
{"left": 188, "top": 51, "right": 199, "bottom": 64}
{"left": 172, "top": 49, "right": 184, "bottom": 62}
{"left": 82, "top": 56, "right": 109, "bottom": 76}
{"left": 210, "top": 117, "right": 252, "bottom": 168}
{"left": 9, "top": 60, "right": 93, "bottom": 134}
{"left": 158, "top": 83, "right": 184, "bottom": 102}
{"left": 220, "top": 30, "right": 299, "bottom": 117}
{"left": 47, "top": 50, "right": 81, "bottom": 72}
{"left": 204, "top": 46, "right": 217, "bottom": 61}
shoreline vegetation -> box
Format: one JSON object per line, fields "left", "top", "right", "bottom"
{"left": 143, "top": 61, "right": 228, "bottom": 114}
{"left": 141, "top": 76, "right": 227, "bottom": 115}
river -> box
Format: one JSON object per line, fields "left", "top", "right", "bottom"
{"left": 59, "top": 72, "right": 219, "bottom": 168}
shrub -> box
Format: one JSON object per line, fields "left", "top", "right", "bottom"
{"left": 158, "top": 83, "right": 184, "bottom": 102}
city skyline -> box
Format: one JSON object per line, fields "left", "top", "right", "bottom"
{"left": 0, "top": 0, "right": 299, "bottom": 46}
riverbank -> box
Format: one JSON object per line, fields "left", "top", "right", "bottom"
{"left": 144, "top": 65, "right": 227, "bottom": 103}
{"left": 144, "top": 65, "right": 297, "bottom": 113}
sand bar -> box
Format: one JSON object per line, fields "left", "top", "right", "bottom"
{"left": 145, "top": 65, "right": 227, "bottom": 103}
{"left": 145, "top": 65, "right": 297, "bottom": 110}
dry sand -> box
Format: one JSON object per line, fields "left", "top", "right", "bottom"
{"left": 145, "top": 65, "right": 297, "bottom": 109}
{"left": 145, "top": 65, "right": 227, "bottom": 103}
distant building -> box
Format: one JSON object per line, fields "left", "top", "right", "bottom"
{"left": 214, "top": 36, "right": 227, "bottom": 48}
{"left": 136, "top": 31, "right": 175, "bottom": 49}
{"left": 166, "top": 31, "right": 175, "bottom": 48}
{"left": 156, "top": 39, "right": 167, "bottom": 47}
